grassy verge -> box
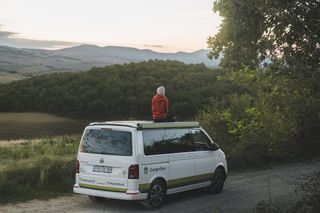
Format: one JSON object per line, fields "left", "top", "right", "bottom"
{"left": 0, "top": 135, "right": 80, "bottom": 203}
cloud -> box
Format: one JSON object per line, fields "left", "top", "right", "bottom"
{"left": 0, "top": 30, "right": 17, "bottom": 38}
{"left": 144, "top": 44, "right": 164, "bottom": 48}
{"left": 0, "top": 27, "right": 82, "bottom": 49}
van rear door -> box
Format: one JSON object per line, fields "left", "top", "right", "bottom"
{"left": 76, "top": 126, "right": 135, "bottom": 193}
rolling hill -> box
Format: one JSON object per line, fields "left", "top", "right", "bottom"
{"left": 0, "top": 45, "right": 220, "bottom": 75}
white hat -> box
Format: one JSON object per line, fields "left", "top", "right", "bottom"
{"left": 156, "top": 86, "right": 165, "bottom": 96}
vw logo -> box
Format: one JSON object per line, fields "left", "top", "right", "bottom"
{"left": 99, "top": 158, "right": 104, "bottom": 163}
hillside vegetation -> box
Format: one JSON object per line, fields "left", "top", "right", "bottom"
{"left": 0, "top": 60, "right": 319, "bottom": 168}
{"left": 0, "top": 60, "right": 238, "bottom": 119}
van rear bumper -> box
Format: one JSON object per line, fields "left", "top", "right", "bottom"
{"left": 73, "top": 184, "right": 147, "bottom": 200}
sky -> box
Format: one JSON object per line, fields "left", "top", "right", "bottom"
{"left": 0, "top": 0, "right": 221, "bottom": 52}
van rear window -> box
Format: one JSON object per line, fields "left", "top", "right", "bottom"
{"left": 80, "top": 129, "right": 132, "bottom": 156}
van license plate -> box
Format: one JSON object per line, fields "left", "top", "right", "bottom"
{"left": 93, "top": 165, "right": 112, "bottom": 173}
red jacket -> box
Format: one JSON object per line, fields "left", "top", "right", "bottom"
{"left": 152, "top": 95, "right": 169, "bottom": 119}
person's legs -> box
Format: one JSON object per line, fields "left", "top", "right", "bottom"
{"left": 153, "top": 117, "right": 175, "bottom": 122}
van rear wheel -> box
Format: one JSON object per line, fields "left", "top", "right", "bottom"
{"left": 146, "top": 180, "right": 166, "bottom": 209}
{"left": 208, "top": 168, "right": 226, "bottom": 194}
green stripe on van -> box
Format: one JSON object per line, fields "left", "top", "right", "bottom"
{"left": 168, "top": 173, "right": 212, "bottom": 187}
{"left": 79, "top": 183, "right": 127, "bottom": 192}
{"left": 139, "top": 183, "right": 150, "bottom": 191}
{"left": 139, "top": 173, "right": 212, "bottom": 191}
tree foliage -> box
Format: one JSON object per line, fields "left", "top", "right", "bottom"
{"left": 197, "top": 66, "right": 320, "bottom": 168}
{"left": 208, "top": 0, "right": 320, "bottom": 68}
{"left": 0, "top": 60, "right": 240, "bottom": 120}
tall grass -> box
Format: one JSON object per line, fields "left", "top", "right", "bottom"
{"left": 0, "top": 135, "right": 80, "bottom": 203}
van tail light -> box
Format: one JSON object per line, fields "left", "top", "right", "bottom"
{"left": 128, "top": 164, "right": 139, "bottom": 179}
{"left": 75, "top": 160, "right": 80, "bottom": 173}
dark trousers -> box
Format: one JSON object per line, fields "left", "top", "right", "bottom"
{"left": 153, "top": 114, "right": 175, "bottom": 123}
{"left": 153, "top": 118, "right": 168, "bottom": 123}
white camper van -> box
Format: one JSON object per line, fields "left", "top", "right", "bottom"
{"left": 73, "top": 121, "right": 227, "bottom": 209}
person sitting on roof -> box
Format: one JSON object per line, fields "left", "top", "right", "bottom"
{"left": 152, "top": 86, "right": 173, "bottom": 122}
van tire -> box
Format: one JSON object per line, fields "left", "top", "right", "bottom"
{"left": 146, "top": 180, "right": 166, "bottom": 209}
{"left": 207, "top": 168, "right": 226, "bottom": 194}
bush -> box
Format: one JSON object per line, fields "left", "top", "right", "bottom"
{"left": 197, "top": 66, "right": 320, "bottom": 170}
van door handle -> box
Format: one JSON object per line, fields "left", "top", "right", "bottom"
{"left": 195, "top": 154, "right": 201, "bottom": 157}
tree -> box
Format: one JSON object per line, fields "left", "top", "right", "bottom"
{"left": 208, "top": 0, "right": 320, "bottom": 69}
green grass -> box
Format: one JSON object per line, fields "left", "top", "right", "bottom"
{"left": 0, "top": 71, "right": 26, "bottom": 83}
{"left": 0, "top": 112, "right": 89, "bottom": 140}
{"left": 0, "top": 135, "right": 80, "bottom": 203}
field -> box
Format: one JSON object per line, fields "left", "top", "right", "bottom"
{"left": 0, "top": 71, "right": 26, "bottom": 83}
{"left": 0, "top": 112, "right": 89, "bottom": 140}
{"left": 0, "top": 113, "right": 91, "bottom": 202}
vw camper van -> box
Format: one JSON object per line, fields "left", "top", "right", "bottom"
{"left": 73, "top": 121, "right": 227, "bottom": 209}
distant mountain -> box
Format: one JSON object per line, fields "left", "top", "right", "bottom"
{"left": 0, "top": 45, "right": 220, "bottom": 73}
{"left": 0, "top": 45, "right": 92, "bottom": 74}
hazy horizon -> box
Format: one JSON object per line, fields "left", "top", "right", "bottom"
{"left": 0, "top": 43, "right": 212, "bottom": 54}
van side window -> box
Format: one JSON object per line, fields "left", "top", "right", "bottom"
{"left": 143, "top": 129, "right": 166, "bottom": 155}
{"left": 192, "top": 130, "right": 212, "bottom": 151}
{"left": 165, "top": 129, "right": 194, "bottom": 153}
{"left": 143, "top": 128, "right": 194, "bottom": 155}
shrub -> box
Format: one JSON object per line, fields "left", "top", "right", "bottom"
{"left": 197, "top": 66, "right": 320, "bottom": 170}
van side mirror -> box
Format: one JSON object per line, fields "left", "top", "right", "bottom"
{"left": 210, "top": 143, "right": 219, "bottom": 151}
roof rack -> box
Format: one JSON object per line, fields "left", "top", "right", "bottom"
{"left": 88, "top": 121, "right": 200, "bottom": 130}
{"left": 88, "top": 121, "right": 144, "bottom": 128}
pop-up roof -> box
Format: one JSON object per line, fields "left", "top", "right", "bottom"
{"left": 89, "top": 121, "right": 199, "bottom": 130}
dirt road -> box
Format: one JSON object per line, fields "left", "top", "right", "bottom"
{"left": 1, "top": 160, "right": 319, "bottom": 213}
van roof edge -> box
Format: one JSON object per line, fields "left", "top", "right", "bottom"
{"left": 88, "top": 121, "right": 200, "bottom": 130}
